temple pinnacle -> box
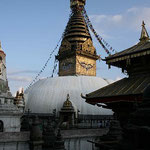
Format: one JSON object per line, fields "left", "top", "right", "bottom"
{"left": 70, "top": 0, "right": 86, "bottom": 9}
{"left": 140, "top": 21, "right": 150, "bottom": 42}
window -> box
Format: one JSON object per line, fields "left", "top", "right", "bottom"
{"left": 0, "top": 120, "right": 3, "bottom": 132}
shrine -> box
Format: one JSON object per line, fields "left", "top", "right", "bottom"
{"left": 0, "top": 42, "right": 30, "bottom": 150}
{"left": 84, "top": 21, "right": 150, "bottom": 126}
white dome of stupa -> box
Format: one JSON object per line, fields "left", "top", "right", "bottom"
{"left": 25, "top": 76, "right": 113, "bottom": 115}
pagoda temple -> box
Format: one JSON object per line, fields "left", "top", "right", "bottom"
{"left": 84, "top": 21, "right": 150, "bottom": 126}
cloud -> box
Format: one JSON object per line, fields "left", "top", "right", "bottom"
{"left": 112, "top": 15, "right": 123, "bottom": 23}
{"left": 89, "top": 6, "right": 150, "bottom": 34}
{"left": 125, "top": 7, "right": 150, "bottom": 30}
{"left": 7, "top": 69, "right": 39, "bottom": 83}
{"left": 8, "top": 70, "right": 38, "bottom": 75}
{"left": 90, "top": 15, "right": 107, "bottom": 23}
{"left": 8, "top": 76, "right": 32, "bottom": 82}
{"left": 90, "top": 14, "right": 123, "bottom": 24}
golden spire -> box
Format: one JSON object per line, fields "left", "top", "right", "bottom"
{"left": 63, "top": 0, "right": 90, "bottom": 42}
{"left": 140, "top": 21, "right": 150, "bottom": 42}
{"left": 57, "top": 0, "right": 98, "bottom": 76}
{"left": 63, "top": 94, "right": 72, "bottom": 107}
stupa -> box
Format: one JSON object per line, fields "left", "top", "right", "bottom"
{"left": 25, "top": 0, "right": 113, "bottom": 116}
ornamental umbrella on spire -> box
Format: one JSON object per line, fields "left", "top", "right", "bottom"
{"left": 70, "top": 0, "right": 86, "bottom": 9}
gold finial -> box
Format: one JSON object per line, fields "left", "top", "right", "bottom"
{"left": 140, "top": 21, "right": 150, "bottom": 42}
{"left": 142, "top": 21, "right": 145, "bottom": 27}
{"left": 70, "top": 0, "right": 86, "bottom": 9}
{"left": 67, "top": 94, "right": 70, "bottom": 101}
{"left": 63, "top": 94, "right": 72, "bottom": 107}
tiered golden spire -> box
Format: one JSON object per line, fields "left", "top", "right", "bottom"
{"left": 140, "top": 21, "right": 150, "bottom": 42}
{"left": 63, "top": 0, "right": 89, "bottom": 43}
{"left": 57, "top": 0, "right": 98, "bottom": 76}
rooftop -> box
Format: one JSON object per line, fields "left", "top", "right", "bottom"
{"left": 85, "top": 74, "right": 150, "bottom": 104}
{"left": 105, "top": 21, "right": 150, "bottom": 65}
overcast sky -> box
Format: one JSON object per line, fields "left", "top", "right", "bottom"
{"left": 0, "top": 0, "right": 150, "bottom": 95}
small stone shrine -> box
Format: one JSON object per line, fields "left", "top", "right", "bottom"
{"left": 59, "top": 94, "right": 75, "bottom": 128}
{"left": 0, "top": 42, "right": 30, "bottom": 150}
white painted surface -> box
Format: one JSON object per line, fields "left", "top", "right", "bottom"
{"left": 0, "top": 95, "right": 22, "bottom": 132}
{"left": 0, "top": 116, "right": 21, "bottom": 132}
{"left": 0, "top": 50, "right": 7, "bottom": 82}
{"left": 25, "top": 76, "right": 113, "bottom": 115}
{"left": 65, "top": 137, "right": 96, "bottom": 150}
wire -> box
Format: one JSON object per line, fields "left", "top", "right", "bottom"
{"left": 25, "top": 37, "right": 62, "bottom": 91}
{"left": 82, "top": 8, "right": 117, "bottom": 55}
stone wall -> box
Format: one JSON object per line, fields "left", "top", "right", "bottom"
{"left": 62, "top": 128, "right": 108, "bottom": 139}
{"left": 0, "top": 132, "right": 30, "bottom": 150}
{"left": 62, "top": 129, "right": 108, "bottom": 150}
{"left": 0, "top": 116, "right": 21, "bottom": 132}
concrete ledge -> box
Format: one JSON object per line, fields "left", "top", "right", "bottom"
{"left": 62, "top": 128, "right": 108, "bottom": 139}
{"left": 0, "top": 132, "right": 30, "bottom": 142}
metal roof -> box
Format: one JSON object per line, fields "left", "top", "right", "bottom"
{"left": 106, "top": 41, "right": 150, "bottom": 62}
{"left": 86, "top": 74, "right": 150, "bottom": 99}
{"left": 106, "top": 22, "right": 150, "bottom": 63}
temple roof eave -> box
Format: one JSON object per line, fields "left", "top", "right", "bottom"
{"left": 84, "top": 74, "right": 150, "bottom": 104}
{"left": 105, "top": 42, "right": 150, "bottom": 66}
{"left": 85, "top": 94, "right": 143, "bottom": 106}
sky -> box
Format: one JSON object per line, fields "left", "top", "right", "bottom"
{"left": 0, "top": 0, "right": 150, "bottom": 95}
